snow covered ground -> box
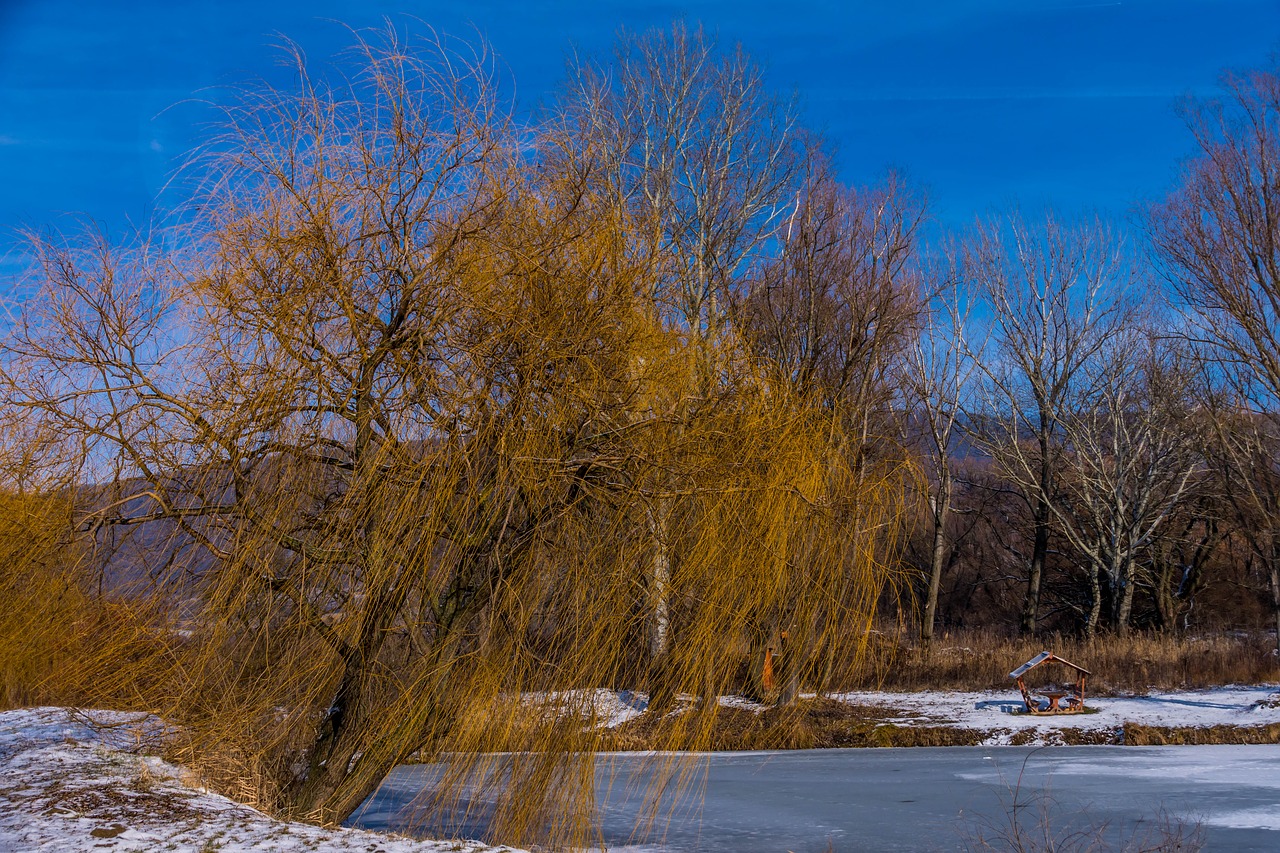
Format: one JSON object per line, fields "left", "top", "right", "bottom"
{"left": 0, "top": 707, "right": 522, "bottom": 853}
{"left": 827, "top": 685, "right": 1280, "bottom": 744}
{"left": 577, "top": 684, "right": 1280, "bottom": 744}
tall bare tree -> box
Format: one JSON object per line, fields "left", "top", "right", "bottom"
{"left": 901, "top": 271, "right": 979, "bottom": 645}
{"left": 960, "top": 212, "right": 1133, "bottom": 634}
{"left": 564, "top": 21, "right": 802, "bottom": 347}
{"left": 561, "top": 23, "right": 805, "bottom": 667}
{"left": 1194, "top": 387, "right": 1280, "bottom": 645}
{"left": 741, "top": 163, "right": 925, "bottom": 454}
{"left": 1150, "top": 60, "right": 1280, "bottom": 650}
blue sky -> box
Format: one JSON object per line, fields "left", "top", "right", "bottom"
{"left": 1, "top": 0, "right": 1277, "bottom": 266}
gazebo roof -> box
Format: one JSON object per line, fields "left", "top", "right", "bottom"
{"left": 1009, "top": 650, "right": 1091, "bottom": 679}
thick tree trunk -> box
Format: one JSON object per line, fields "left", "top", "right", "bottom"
{"left": 1020, "top": 498, "right": 1050, "bottom": 635}
{"left": 288, "top": 542, "right": 494, "bottom": 825}
{"left": 289, "top": 377, "right": 396, "bottom": 823}
{"left": 290, "top": 663, "right": 377, "bottom": 824}
{"left": 1084, "top": 564, "right": 1103, "bottom": 637}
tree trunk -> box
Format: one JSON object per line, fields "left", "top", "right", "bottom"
{"left": 1153, "top": 551, "right": 1176, "bottom": 633}
{"left": 1020, "top": 498, "right": 1050, "bottom": 635}
{"left": 290, "top": 662, "right": 377, "bottom": 824}
{"left": 1115, "top": 556, "right": 1136, "bottom": 636}
{"left": 645, "top": 496, "right": 677, "bottom": 712}
{"left": 921, "top": 475, "right": 952, "bottom": 644}
{"left": 289, "top": 543, "right": 494, "bottom": 825}
{"left": 647, "top": 496, "right": 672, "bottom": 660}
{"left": 1084, "top": 564, "right": 1103, "bottom": 637}
{"left": 1269, "top": 535, "right": 1280, "bottom": 656}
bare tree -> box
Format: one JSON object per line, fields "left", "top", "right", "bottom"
{"left": 741, "top": 162, "right": 925, "bottom": 455}
{"left": 731, "top": 160, "right": 923, "bottom": 693}
{"left": 1050, "top": 328, "right": 1202, "bottom": 635}
{"left": 901, "top": 271, "right": 979, "bottom": 645}
{"left": 1196, "top": 387, "right": 1280, "bottom": 649}
{"left": 561, "top": 23, "right": 805, "bottom": 666}
{"left": 2, "top": 29, "right": 565, "bottom": 825}
{"left": 960, "top": 211, "right": 1134, "bottom": 634}
{"left": 1149, "top": 60, "right": 1280, "bottom": 650}
{"left": 563, "top": 21, "right": 802, "bottom": 356}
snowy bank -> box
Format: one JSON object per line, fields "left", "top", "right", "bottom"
{"left": 0, "top": 707, "right": 521, "bottom": 853}
{"left": 827, "top": 685, "right": 1280, "bottom": 744}
{"left": 531, "top": 686, "right": 1280, "bottom": 747}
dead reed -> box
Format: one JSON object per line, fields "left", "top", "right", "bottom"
{"left": 845, "top": 628, "right": 1280, "bottom": 694}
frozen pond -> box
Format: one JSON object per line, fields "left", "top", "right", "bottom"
{"left": 349, "top": 745, "right": 1280, "bottom": 851}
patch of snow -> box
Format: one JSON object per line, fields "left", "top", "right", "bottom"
{"left": 0, "top": 707, "right": 522, "bottom": 853}
{"left": 591, "top": 690, "right": 651, "bottom": 728}
{"left": 585, "top": 690, "right": 770, "bottom": 726}
{"left": 715, "top": 695, "right": 770, "bottom": 713}
{"left": 525, "top": 689, "right": 778, "bottom": 728}
{"left": 522, "top": 689, "right": 650, "bottom": 728}
{"left": 545, "top": 686, "right": 1280, "bottom": 746}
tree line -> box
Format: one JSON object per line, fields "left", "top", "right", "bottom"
{"left": 0, "top": 21, "right": 1276, "bottom": 845}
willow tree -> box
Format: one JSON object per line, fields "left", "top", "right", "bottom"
{"left": 735, "top": 161, "right": 922, "bottom": 677}
{"left": 0, "top": 25, "right": 904, "bottom": 845}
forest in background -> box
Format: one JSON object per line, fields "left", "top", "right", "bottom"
{"left": 0, "top": 21, "right": 1278, "bottom": 847}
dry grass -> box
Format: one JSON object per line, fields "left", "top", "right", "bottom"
{"left": 1123, "top": 722, "right": 1280, "bottom": 745}
{"left": 845, "top": 628, "right": 1280, "bottom": 694}
{"left": 602, "top": 697, "right": 987, "bottom": 750}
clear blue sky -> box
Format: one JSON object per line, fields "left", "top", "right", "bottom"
{"left": 1, "top": 0, "right": 1277, "bottom": 269}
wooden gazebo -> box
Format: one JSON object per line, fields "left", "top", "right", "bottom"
{"left": 1009, "top": 651, "right": 1091, "bottom": 715}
